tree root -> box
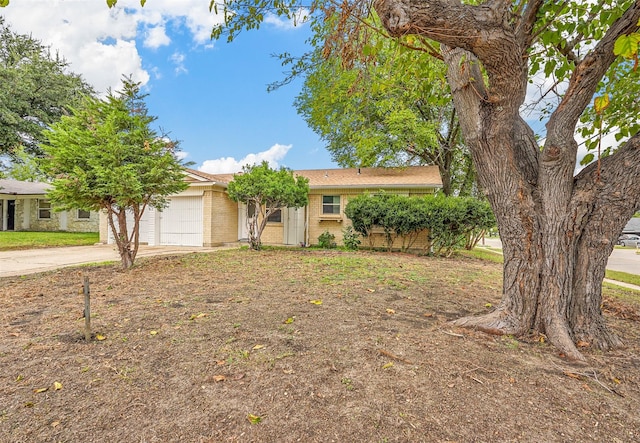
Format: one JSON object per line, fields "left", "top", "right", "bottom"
{"left": 449, "top": 309, "right": 523, "bottom": 336}
{"left": 450, "top": 309, "right": 588, "bottom": 362}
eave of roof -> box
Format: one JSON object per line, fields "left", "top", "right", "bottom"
{"left": 0, "top": 179, "right": 50, "bottom": 195}
{"left": 184, "top": 166, "right": 442, "bottom": 189}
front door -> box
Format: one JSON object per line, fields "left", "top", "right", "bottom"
{"left": 284, "top": 207, "right": 306, "bottom": 245}
{"left": 7, "top": 200, "right": 15, "bottom": 231}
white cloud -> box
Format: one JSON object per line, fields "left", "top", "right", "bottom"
{"left": 199, "top": 144, "right": 293, "bottom": 174}
{"left": 170, "top": 51, "right": 188, "bottom": 75}
{"left": 0, "top": 0, "right": 224, "bottom": 94}
{"left": 263, "top": 8, "right": 310, "bottom": 30}
{"left": 175, "top": 151, "right": 189, "bottom": 161}
{"left": 144, "top": 24, "right": 171, "bottom": 49}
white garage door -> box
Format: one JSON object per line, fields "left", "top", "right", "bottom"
{"left": 107, "top": 208, "right": 150, "bottom": 245}
{"left": 159, "top": 196, "right": 203, "bottom": 246}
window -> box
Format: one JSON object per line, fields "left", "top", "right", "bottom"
{"left": 38, "top": 200, "right": 51, "bottom": 219}
{"left": 322, "top": 196, "right": 340, "bottom": 214}
{"left": 77, "top": 209, "right": 91, "bottom": 220}
{"left": 267, "top": 209, "right": 282, "bottom": 223}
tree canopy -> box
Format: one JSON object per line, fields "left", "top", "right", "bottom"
{"left": 227, "top": 161, "right": 309, "bottom": 250}
{"left": 0, "top": 17, "right": 93, "bottom": 164}
{"left": 295, "top": 15, "right": 474, "bottom": 196}
{"left": 42, "top": 78, "right": 188, "bottom": 269}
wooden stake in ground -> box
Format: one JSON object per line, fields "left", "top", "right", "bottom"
{"left": 83, "top": 276, "right": 91, "bottom": 341}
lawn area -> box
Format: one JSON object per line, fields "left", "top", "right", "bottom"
{"left": 0, "top": 231, "right": 99, "bottom": 251}
{"left": 1, "top": 248, "right": 639, "bottom": 442}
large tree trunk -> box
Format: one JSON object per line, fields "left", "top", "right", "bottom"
{"left": 375, "top": 0, "right": 640, "bottom": 360}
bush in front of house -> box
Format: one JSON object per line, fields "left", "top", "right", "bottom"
{"left": 318, "top": 230, "right": 337, "bottom": 249}
{"left": 342, "top": 225, "right": 361, "bottom": 250}
{"left": 344, "top": 194, "right": 495, "bottom": 256}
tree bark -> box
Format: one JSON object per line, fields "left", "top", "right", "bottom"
{"left": 106, "top": 206, "right": 134, "bottom": 269}
{"left": 375, "top": 0, "right": 640, "bottom": 360}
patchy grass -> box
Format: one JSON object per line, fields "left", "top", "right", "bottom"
{"left": 606, "top": 270, "right": 640, "bottom": 288}
{"left": 457, "top": 246, "right": 504, "bottom": 263}
{"left": 1, "top": 249, "right": 639, "bottom": 442}
{"left": 0, "top": 231, "right": 98, "bottom": 251}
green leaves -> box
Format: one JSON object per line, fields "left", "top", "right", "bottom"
{"left": 41, "top": 76, "right": 188, "bottom": 267}
{"left": 614, "top": 33, "right": 640, "bottom": 59}
{"left": 0, "top": 19, "right": 93, "bottom": 158}
{"left": 227, "top": 161, "right": 309, "bottom": 249}
{"left": 0, "top": 0, "right": 9, "bottom": 7}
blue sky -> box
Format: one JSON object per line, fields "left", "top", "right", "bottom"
{"left": 1, "top": 0, "right": 336, "bottom": 173}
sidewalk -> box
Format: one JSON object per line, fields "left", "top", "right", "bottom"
{"left": 477, "top": 238, "right": 640, "bottom": 291}
{"left": 0, "top": 244, "right": 233, "bottom": 278}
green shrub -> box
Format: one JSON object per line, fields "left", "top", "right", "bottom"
{"left": 342, "top": 226, "right": 361, "bottom": 250}
{"left": 344, "top": 193, "right": 495, "bottom": 256}
{"left": 318, "top": 230, "right": 336, "bottom": 249}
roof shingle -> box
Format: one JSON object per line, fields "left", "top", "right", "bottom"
{"left": 185, "top": 166, "right": 442, "bottom": 189}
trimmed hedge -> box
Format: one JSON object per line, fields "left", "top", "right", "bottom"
{"left": 344, "top": 194, "right": 495, "bottom": 256}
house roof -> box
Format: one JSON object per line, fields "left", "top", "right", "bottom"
{"left": 0, "top": 179, "right": 50, "bottom": 195}
{"left": 184, "top": 166, "right": 442, "bottom": 190}
{"left": 623, "top": 217, "right": 640, "bottom": 233}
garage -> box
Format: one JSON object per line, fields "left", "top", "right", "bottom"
{"left": 157, "top": 196, "right": 203, "bottom": 246}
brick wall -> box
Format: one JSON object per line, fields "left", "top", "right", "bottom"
{"left": 206, "top": 189, "right": 239, "bottom": 246}
{"left": 308, "top": 189, "right": 435, "bottom": 249}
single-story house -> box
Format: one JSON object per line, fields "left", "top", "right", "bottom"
{"left": 99, "top": 166, "right": 442, "bottom": 248}
{"left": 0, "top": 179, "right": 99, "bottom": 232}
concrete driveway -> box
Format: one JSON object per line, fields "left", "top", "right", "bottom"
{"left": 0, "top": 244, "right": 227, "bottom": 278}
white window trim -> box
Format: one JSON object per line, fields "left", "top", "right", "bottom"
{"left": 38, "top": 199, "right": 52, "bottom": 220}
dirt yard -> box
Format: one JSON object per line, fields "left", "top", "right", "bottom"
{"left": 1, "top": 248, "right": 639, "bottom": 442}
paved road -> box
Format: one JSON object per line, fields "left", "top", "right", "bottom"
{"left": 480, "top": 237, "right": 639, "bottom": 275}
{"left": 0, "top": 244, "right": 226, "bottom": 278}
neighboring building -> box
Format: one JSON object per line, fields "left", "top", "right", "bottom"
{"left": 0, "top": 179, "right": 99, "bottom": 232}
{"left": 622, "top": 217, "right": 640, "bottom": 235}
{"left": 99, "top": 166, "right": 442, "bottom": 248}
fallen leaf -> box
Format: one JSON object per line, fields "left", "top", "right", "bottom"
{"left": 367, "top": 288, "right": 375, "bottom": 293}
{"left": 216, "top": 360, "right": 226, "bottom": 366}
{"left": 95, "top": 334, "right": 106, "bottom": 341}
{"left": 34, "top": 387, "right": 48, "bottom": 393}
{"left": 485, "top": 303, "right": 493, "bottom": 308}
{"left": 386, "top": 309, "right": 395, "bottom": 314}
{"left": 51, "top": 421, "right": 60, "bottom": 428}
{"left": 564, "top": 371, "right": 581, "bottom": 379}
{"left": 612, "top": 377, "right": 621, "bottom": 384}
{"left": 423, "top": 313, "right": 433, "bottom": 317}
{"left": 149, "top": 330, "right": 158, "bottom": 336}
{"left": 283, "top": 369, "right": 295, "bottom": 374}
{"left": 252, "top": 344, "right": 264, "bottom": 350}
{"left": 447, "top": 383, "right": 455, "bottom": 388}
{"left": 247, "top": 413, "right": 262, "bottom": 424}
{"left": 309, "top": 299, "right": 323, "bottom": 305}
{"left": 283, "top": 317, "right": 295, "bottom": 324}
{"left": 15, "top": 374, "right": 23, "bottom": 382}
{"left": 189, "top": 312, "right": 208, "bottom": 320}
{"left": 53, "top": 382, "right": 63, "bottom": 391}
{"left": 576, "top": 340, "right": 590, "bottom": 348}
{"left": 213, "top": 375, "right": 226, "bottom": 382}
{"left": 382, "top": 362, "right": 394, "bottom": 369}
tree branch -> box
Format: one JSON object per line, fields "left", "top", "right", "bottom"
{"left": 546, "top": 2, "right": 640, "bottom": 140}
